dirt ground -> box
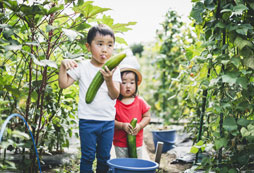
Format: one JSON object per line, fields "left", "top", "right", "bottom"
{"left": 143, "top": 126, "right": 193, "bottom": 173}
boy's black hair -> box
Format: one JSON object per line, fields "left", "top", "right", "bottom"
{"left": 87, "top": 24, "right": 115, "bottom": 45}
{"left": 118, "top": 71, "right": 139, "bottom": 101}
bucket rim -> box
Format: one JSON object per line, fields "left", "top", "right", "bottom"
{"left": 150, "top": 129, "right": 177, "bottom": 133}
{"left": 154, "top": 141, "right": 175, "bottom": 144}
{"left": 107, "top": 158, "right": 159, "bottom": 171}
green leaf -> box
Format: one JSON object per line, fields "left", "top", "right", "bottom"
{"left": 5, "top": 45, "right": 22, "bottom": 51}
{"left": 241, "top": 127, "right": 250, "bottom": 137}
{"left": 48, "top": 4, "right": 64, "bottom": 15}
{"left": 88, "top": 5, "right": 111, "bottom": 18}
{"left": 240, "top": 47, "right": 253, "bottom": 57}
{"left": 31, "top": 54, "right": 46, "bottom": 67}
{"left": 75, "top": 23, "right": 90, "bottom": 31}
{"left": 237, "top": 118, "right": 250, "bottom": 127}
{"left": 46, "top": 25, "right": 57, "bottom": 32}
{"left": 3, "top": 28, "right": 14, "bottom": 40}
{"left": 222, "top": 102, "right": 231, "bottom": 109}
{"left": 231, "top": 56, "right": 241, "bottom": 68}
{"left": 115, "top": 36, "right": 127, "bottom": 45}
{"left": 196, "top": 140, "right": 204, "bottom": 146}
{"left": 100, "top": 15, "right": 114, "bottom": 26}
{"left": 111, "top": 22, "right": 137, "bottom": 33}
{"left": 73, "top": 1, "right": 111, "bottom": 19}
{"left": 250, "top": 3, "right": 254, "bottom": 10}
{"left": 3, "top": 0, "right": 18, "bottom": 11}
{"left": 215, "top": 22, "right": 225, "bottom": 29}
{"left": 190, "top": 146, "right": 199, "bottom": 154}
{"left": 228, "top": 169, "right": 238, "bottom": 173}
{"left": 236, "top": 24, "right": 253, "bottom": 35}
{"left": 243, "top": 56, "right": 254, "bottom": 69}
{"left": 232, "top": 4, "right": 248, "bottom": 16}
{"left": 223, "top": 117, "right": 238, "bottom": 132}
{"left": 62, "top": 28, "right": 82, "bottom": 41}
{"left": 204, "top": 0, "right": 215, "bottom": 10}
{"left": 234, "top": 37, "right": 253, "bottom": 50}
{"left": 190, "top": 2, "right": 205, "bottom": 23}
{"left": 0, "top": 141, "right": 10, "bottom": 149}
{"left": 0, "top": 24, "right": 11, "bottom": 29}
{"left": 221, "top": 72, "right": 238, "bottom": 85}
{"left": 40, "top": 60, "right": 57, "bottom": 69}
{"left": 20, "top": 4, "right": 47, "bottom": 16}
{"left": 247, "top": 124, "right": 254, "bottom": 132}
{"left": 240, "top": 69, "right": 252, "bottom": 75}
{"left": 12, "top": 130, "right": 30, "bottom": 140}
{"left": 24, "top": 42, "right": 39, "bottom": 46}
{"left": 215, "top": 138, "right": 228, "bottom": 150}
{"left": 30, "top": 55, "right": 56, "bottom": 69}
{"left": 236, "top": 77, "right": 248, "bottom": 89}
{"left": 221, "top": 9, "right": 232, "bottom": 13}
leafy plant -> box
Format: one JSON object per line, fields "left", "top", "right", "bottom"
{"left": 186, "top": 0, "right": 254, "bottom": 171}
{"left": 153, "top": 9, "right": 195, "bottom": 123}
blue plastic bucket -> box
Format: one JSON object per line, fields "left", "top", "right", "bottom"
{"left": 151, "top": 129, "right": 176, "bottom": 153}
{"left": 107, "top": 158, "right": 158, "bottom": 173}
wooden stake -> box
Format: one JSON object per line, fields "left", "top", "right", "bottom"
{"left": 155, "top": 141, "right": 164, "bottom": 165}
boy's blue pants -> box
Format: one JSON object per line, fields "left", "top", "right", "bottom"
{"left": 79, "top": 119, "right": 114, "bottom": 173}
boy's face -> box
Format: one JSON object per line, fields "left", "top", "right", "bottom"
{"left": 120, "top": 72, "right": 137, "bottom": 98}
{"left": 86, "top": 32, "right": 114, "bottom": 67}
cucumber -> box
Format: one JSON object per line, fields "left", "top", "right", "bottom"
{"left": 85, "top": 53, "right": 126, "bottom": 104}
{"left": 127, "top": 118, "right": 138, "bottom": 158}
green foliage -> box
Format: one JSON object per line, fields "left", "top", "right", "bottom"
{"left": 153, "top": 10, "right": 194, "bottom": 122}
{"left": 130, "top": 43, "right": 144, "bottom": 57}
{"left": 145, "top": 0, "right": 254, "bottom": 172}
{"left": 184, "top": 0, "right": 254, "bottom": 171}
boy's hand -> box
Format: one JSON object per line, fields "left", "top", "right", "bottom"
{"left": 61, "top": 59, "right": 78, "bottom": 70}
{"left": 100, "top": 66, "right": 116, "bottom": 82}
{"left": 132, "top": 123, "right": 142, "bottom": 135}
{"left": 122, "top": 123, "right": 134, "bottom": 135}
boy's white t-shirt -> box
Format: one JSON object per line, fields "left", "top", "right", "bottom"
{"left": 67, "top": 59, "right": 121, "bottom": 121}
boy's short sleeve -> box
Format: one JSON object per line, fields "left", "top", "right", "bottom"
{"left": 67, "top": 63, "right": 81, "bottom": 81}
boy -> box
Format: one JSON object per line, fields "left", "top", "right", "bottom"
{"left": 58, "top": 24, "right": 121, "bottom": 173}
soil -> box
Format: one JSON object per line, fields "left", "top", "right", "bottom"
{"left": 143, "top": 125, "right": 193, "bottom": 173}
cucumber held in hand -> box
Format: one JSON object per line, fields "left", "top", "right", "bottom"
{"left": 85, "top": 53, "right": 126, "bottom": 104}
{"left": 127, "top": 118, "right": 138, "bottom": 158}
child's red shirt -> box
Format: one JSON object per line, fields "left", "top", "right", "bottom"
{"left": 113, "top": 96, "right": 150, "bottom": 147}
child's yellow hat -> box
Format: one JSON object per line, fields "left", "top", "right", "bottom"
{"left": 119, "top": 51, "right": 142, "bottom": 85}
{"left": 120, "top": 64, "right": 142, "bottom": 85}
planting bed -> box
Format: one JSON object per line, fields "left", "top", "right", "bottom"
{"left": 143, "top": 124, "right": 193, "bottom": 173}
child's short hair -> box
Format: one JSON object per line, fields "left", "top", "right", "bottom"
{"left": 87, "top": 24, "right": 115, "bottom": 45}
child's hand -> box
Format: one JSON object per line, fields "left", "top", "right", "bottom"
{"left": 132, "top": 123, "right": 142, "bottom": 135}
{"left": 122, "top": 123, "right": 134, "bottom": 135}
{"left": 100, "top": 66, "right": 116, "bottom": 82}
{"left": 61, "top": 59, "right": 78, "bottom": 70}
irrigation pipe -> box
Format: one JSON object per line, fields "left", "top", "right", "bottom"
{"left": 0, "top": 113, "right": 41, "bottom": 173}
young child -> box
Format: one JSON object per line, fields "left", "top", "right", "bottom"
{"left": 113, "top": 56, "right": 151, "bottom": 159}
{"left": 58, "top": 24, "right": 121, "bottom": 173}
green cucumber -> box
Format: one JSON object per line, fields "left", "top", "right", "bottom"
{"left": 127, "top": 118, "right": 138, "bottom": 158}
{"left": 85, "top": 53, "right": 126, "bottom": 104}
